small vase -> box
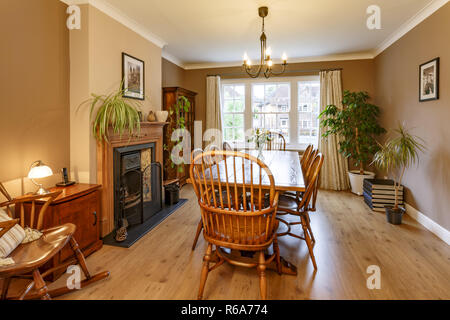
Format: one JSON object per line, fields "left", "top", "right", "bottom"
{"left": 257, "top": 144, "right": 264, "bottom": 160}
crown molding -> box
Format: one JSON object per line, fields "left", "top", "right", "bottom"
{"left": 162, "top": 51, "right": 186, "bottom": 69}
{"left": 374, "top": 0, "right": 449, "bottom": 57}
{"left": 183, "top": 52, "right": 375, "bottom": 70}
{"left": 60, "top": 0, "right": 167, "bottom": 48}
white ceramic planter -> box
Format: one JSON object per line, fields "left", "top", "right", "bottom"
{"left": 348, "top": 170, "right": 375, "bottom": 195}
{"left": 155, "top": 110, "right": 169, "bottom": 122}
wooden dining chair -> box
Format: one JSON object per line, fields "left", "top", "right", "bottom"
{"left": 222, "top": 141, "right": 233, "bottom": 151}
{"left": 276, "top": 153, "right": 324, "bottom": 270}
{"left": 265, "top": 132, "right": 286, "bottom": 151}
{"left": 0, "top": 188, "right": 109, "bottom": 300}
{"left": 190, "top": 150, "right": 281, "bottom": 300}
{"left": 300, "top": 145, "right": 313, "bottom": 168}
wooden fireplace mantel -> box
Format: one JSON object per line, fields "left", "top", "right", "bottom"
{"left": 97, "top": 122, "right": 168, "bottom": 237}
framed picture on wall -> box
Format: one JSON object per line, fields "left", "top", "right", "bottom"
{"left": 419, "top": 57, "right": 439, "bottom": 102}
{"left": 122, "top": 52, "right": 145, "bottom": 100}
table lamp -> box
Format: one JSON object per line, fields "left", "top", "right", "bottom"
{"left": 28, "top": 160, "right": 53, "bottom": 195}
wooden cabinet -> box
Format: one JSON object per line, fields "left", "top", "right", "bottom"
{"left": 24, "top": 184, "right": 103, "bottom": 280}
{"left": 162, "top": 87, "right": 197, "bottom": 185}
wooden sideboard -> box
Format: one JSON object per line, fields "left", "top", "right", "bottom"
{"left": 24, "top": 183, "right": 103, "bottom": 280}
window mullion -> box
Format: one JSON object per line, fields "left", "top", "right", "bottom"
{"left": 245, "top": 83, "right": 252, "bottom": 132}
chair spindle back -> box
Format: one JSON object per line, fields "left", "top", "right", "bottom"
{"left": 190, "top": 151, "right": 279, "bottom": 246}
{"left": 265, "top": 132, "right": 286, "bottom": 151}
{"left": 0, "top": 191, "right": 61, "bottom": 230}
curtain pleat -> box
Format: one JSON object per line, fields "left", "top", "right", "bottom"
{"left": 318, "top": 70, "right": 350, "bottom": 190}
{"left": 205, "top": 76, "right": 223, "bottom": 147}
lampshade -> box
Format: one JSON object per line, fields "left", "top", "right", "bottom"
{"left": 28, "top": 161, "right": 53, "bottom": 179}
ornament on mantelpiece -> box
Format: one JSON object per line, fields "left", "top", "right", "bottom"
{"left": 147, "top": 111, "right": 156, "bottom": 122}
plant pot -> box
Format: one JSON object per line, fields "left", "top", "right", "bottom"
{"left": 385, "top": 206, "right": 405, "bottom": 225}
{"left": 348, "top": 170, "right": 375, "bottom": 195}
{"left": 155, "top": 111, "right": 169, "bottom": 122}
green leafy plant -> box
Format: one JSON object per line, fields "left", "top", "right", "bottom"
{"left": 166, "top": 96, "right": 191, "bottom": 173}
{"left": 319, "top": 91, "right": 386, "bottom": 174}
{"left": 372, "top": 123, "right": 425, "bottom": 209}
{"left": 84, "top": 82, "right": 141, "bottom": 142}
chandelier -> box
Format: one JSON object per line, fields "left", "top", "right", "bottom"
{"left": 243, "top": 7, "right": 287, "bottom": 78}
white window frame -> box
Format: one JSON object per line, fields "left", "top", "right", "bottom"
{"left": 222, "top": 83, "right": 246, "bottom": 142}
{"left": 221, "top": 75, "right": 320, "bottom": 151}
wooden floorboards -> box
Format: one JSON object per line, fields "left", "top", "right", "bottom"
{"left": 5, "top": 185, "right": 450, "bottom": 299}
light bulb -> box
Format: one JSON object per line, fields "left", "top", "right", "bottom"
{"left": 266, "top": 47, "right": 272, "bottom": 58}
{"left": 267, "top": 60, "right": 273, "bottom": 67}
{"left": 247, "top": 59, "right": 252, "bottom": 66}
{"left": 243, "top": 52, "right": 249, "bottom": 64}
{"left": 282, "top": 53, "right": 287, "bottom": 63}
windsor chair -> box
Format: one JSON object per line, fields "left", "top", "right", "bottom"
{"left": 190, "top": 150, "right": 281, "bottom": 300}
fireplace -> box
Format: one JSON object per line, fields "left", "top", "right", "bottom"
{"left": 113, "top": 143, "right": 162, "bottom": 232}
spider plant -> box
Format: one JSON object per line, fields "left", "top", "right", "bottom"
{"left": 372, "top": 123, "right": 425, "bottom": 210}
{"left": 86, "top": 82, "right": 141, "bottom": 143}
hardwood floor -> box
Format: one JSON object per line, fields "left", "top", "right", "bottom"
{"left": 5, "top": 185, "right": 450, "bottom": 299}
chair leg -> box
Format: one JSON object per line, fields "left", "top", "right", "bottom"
{"left": 198, "top": 243, "right": 212, "bottom": 300}
{"left": 192, "top": 219, "right": 203, "bottom": 251}
{"left": 1, "top": 277, "right": 11, "bottom": 300}
{"left": 304, "top": 213, "right": 316, "bottom": 243}
{"left": 257, "top": 251, "right": 267, "bottom": 300}
{"left": 70, "top": 237, "right": 91, "bottom": 280}
{"left": 301, "top": 214, "right": 317, "bottom": 270}
{"left": 273, "top": 237, "right": 282, "bottom": 275}
{"left": 32, "top": 269, "right": 51, "bottom": 300}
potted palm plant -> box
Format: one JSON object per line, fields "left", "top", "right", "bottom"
{"left": 86, "top": 82, "right": 142, "bottom": 143}
{"left": 372, "top": 124, "right": 425, "bottom": 224}
{"left": 320, "top": 91, "right": 386, "bottom": 195}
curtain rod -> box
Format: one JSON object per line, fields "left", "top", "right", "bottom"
{"left": 207, "top": 67, "right": 343, "bottom": 77}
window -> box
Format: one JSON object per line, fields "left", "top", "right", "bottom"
{"left": 221, "top": 77, "right": 320, "bottom": 149}
{"left": 298, "top": 81, "right": 320, "bottom": 147}
{"left": 222, "top": 84, "right": 245, "bottom": 142}
{"left": 252, "top": 83, "right": 290, "bottom": 142}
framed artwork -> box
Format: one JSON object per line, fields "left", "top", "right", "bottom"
{"left": 122, "top": 52, "right": 145, "bottom": 100}
{"left": 419, "top": 57, "right": 439, "bottom": 102}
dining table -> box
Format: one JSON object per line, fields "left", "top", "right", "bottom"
{"left": 187, "top": 149, "right": 305, "bottom": 276}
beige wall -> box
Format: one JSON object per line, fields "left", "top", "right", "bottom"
{"left": 70, "top": 4, "right": 162, "bottom": 183}
{"left": 0, "top": 0, "right": 70, "bottom": 197}
{"left": 182, "top": 59, "right": 375, "bottom": 131}
{"left": 374, "top": 3, "right": 450, "bottom": 230}
{"left": 162, "top": 58, "right": 186, "bottom": 88}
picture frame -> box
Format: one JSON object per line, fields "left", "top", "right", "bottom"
{"left": 122, "top": 52, "right": 145, "bottom": 100}
{"left": 419, "top": 57, "right": 439, "bottom": 102}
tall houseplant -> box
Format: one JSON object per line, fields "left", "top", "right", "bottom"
{"left": 319, "top": 90, "right": 386, "bottom": 195}
{"left": 164, "top": 96, "right": 191, "bottom": 174}
{"left": 87, "top": 82, "right": 142, "bottom": 143}
{"left": 372, "top": 124, "right": 425, "bottom": 224}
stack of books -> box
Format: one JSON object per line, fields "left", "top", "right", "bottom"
{"left": 363, "top": 179, "right": 403, "bottom": 212}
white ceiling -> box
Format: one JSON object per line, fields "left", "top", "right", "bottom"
{"left": 83, "top": 0, "right": 446, "bottom": 68}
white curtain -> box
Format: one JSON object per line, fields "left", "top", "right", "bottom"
{"left": 318, "top": 70, "right": 350, "bottom": 190}
{"left": 205, "top": 75, "right": 223, "bottom": 148}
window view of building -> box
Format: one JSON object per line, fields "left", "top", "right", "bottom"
{"left": 221, "top": 77, "right": 320, "bottom": 149}
{"left": 298, "top": 81, "right": 320, "bottom": 147}
{"left": 252, "top": 83, "right": 290, "bottom": 142}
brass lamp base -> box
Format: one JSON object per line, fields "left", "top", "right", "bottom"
{"left": 35, "top": 185, "right": 51, "bottom": 195}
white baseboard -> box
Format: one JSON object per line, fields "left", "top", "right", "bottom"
{"left": 405, "top": 203, "right": 450, "bottom": 245}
